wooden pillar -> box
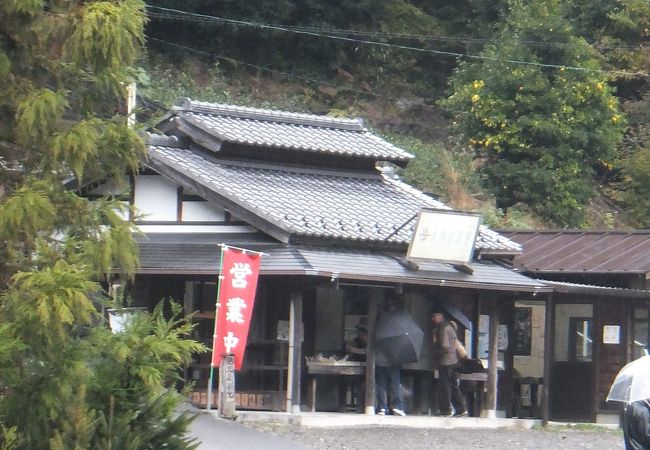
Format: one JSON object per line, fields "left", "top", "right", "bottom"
{"left": 364, "top": 291, "right": 379, "bottom": 415}
{"left": 592, "top": 298, "right": 602, "bottom": 423}
{"left": 485, "top": 302, "right": 499, "bottom": 418}
{"left": 286, "top": 290, "right": 303, "bottom": 414}
{"left": 473, "top": 293, "right": 482, "bottom": 359}
{"left": 542, "top": 293, "right": 555, "bottom": 426}
{"left": 626, "top": 301, "right": 634, "bottom": 363}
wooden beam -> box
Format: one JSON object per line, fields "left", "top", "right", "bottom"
{"left": 626, "top": 301, "right": 634, "bottom": 364}
{"left": 287, "top": 290, "right": 303, "bottom": 414}
{"left": 474, "top": 293, "right": 482, "bottom": 359}
{"left": 128, "top": 173, "right": 135, "bottom": 221}
{"left": 364, "top": 291, "right": 379, "bottom": 415}
{"left": 485, "top": 301, "right": 499, "bottom": 418}
{"left": 592, "top": 298, "right": 601, "bottom": 423}
{"left": 451, "top": 263, "right": 474, "bottom": 275}
{"left": 542, "top": 293, "right": 555, "bottom": 426}
{"left": 176, "top": 186, "right": 183, "bottom": 221}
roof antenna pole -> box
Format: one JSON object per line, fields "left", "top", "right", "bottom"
{"left": 383, "top": 212, "right": 418, "bottom": 242}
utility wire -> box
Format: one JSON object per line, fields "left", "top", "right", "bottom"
{"left": 146, "top": 5, "right": 650, "bottom": 71}
{"left": 148, "top": 37, "right": 467, "bottom": 116}
{"left": 146, "top": 5, "right": 643, "bottom": 50}
{"left": 147, "top": 11, "right": 647, "bottom": 79}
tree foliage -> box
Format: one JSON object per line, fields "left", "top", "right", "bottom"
{"left": 143, "top": 0, "right": 650, "bottom": 227}
{"left": 440, "top": 0, "right": 627, "bottom": 227}
{"left": 0, "top": 1, "right": 204, "bottom": 448}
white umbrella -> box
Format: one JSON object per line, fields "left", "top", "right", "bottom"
{"left": 607, "top": 355, "right": 650, "bottom": 403}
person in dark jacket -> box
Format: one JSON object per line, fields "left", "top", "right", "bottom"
{"left": 375, "top": 295, "right": 406, "bottom": 416}
{"left": 432, "top": 309, "right": 467, "bottom": 417}
{"left": 624, "top": 399, "right": 650, "bottom": 450}
{"left": 345, "top": 326, "right": 368, "bottom": 362}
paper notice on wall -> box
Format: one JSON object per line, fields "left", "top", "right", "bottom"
{"left": 477, "top": 314, "right": 489, "bottom": 358}
{"left": 603, "top": 325, "right": 621, "bottom": 344}
{"left": 498, "top": 324, "right": 509, "bottom": 350}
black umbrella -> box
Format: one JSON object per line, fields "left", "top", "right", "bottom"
{"left": 375, "top": 310, "right": 424, "bottom": 365}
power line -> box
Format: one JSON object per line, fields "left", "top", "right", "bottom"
{"left": 147, "top": 5, "right": 648, "bottom": 57}
{"left": 146, "top": 5, "right": 642, "bottom": 50}
{"left": 147, "top": 37, "right": 467, "bottom": 116}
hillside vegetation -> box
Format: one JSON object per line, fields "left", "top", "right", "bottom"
{"left": 143, "top": 0, "right": 650, "bottom": 229}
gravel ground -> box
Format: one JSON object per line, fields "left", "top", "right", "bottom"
{"left": 244, "top": 423, "right": 624, "bottom": 450}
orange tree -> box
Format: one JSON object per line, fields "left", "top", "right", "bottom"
{"left": 440, "top": 0, "right": 626, "bottom": 227}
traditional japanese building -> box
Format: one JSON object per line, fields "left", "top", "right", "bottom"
{"left": 87, "top": 98, "right": 552, "bottom": 417}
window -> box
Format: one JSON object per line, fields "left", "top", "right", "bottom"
{"left": 569, "top": 318, "right": 593, "bottom": 362}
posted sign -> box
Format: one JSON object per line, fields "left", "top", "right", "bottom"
{"left": 211, "top": 248, "right": 261, "bottom": 370}
{"left": 407, "top": 209, "right": 481, "bottom": 265}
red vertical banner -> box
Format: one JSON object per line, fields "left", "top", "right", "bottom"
{"left": 211, "top": 248, "right": 261, "bottom": 370}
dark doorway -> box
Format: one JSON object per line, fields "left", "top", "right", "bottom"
{"left": 550, "top": 304, "right": 594, "bottom": 421}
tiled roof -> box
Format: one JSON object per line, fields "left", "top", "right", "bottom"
{"left": 136, "top": 234, "right": 545, "bottom": 292}
{"left": 146, "top": 144, "right": 521, "bottom": 254}
{"left": 169, "top": 98, "right": 413, "bottom": 164}
{"left": 502, "top": 230, "right": 650, "bottom": 273}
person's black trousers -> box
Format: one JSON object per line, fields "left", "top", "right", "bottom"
{"left": 437, "top": 364, "right": 466, "bottom": 415}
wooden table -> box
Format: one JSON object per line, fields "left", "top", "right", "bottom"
{"left": 306, "top": 361, "right": 488, "bottom": 414}
{"left": 306, "top": 361, "right": 366, "bottom": 412}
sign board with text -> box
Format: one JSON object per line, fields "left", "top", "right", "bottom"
{"left": 407, "top": 209, "right": 481, "bottom": 265}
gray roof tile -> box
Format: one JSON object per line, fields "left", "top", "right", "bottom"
{"left": 171, "top": 98, "right": 413, "bottom": 163}
{"left": 135, "top": 234, "right": 542, "bottom": 291}
{"left": 147, "top": 145, "right": 521, "bottom": 253}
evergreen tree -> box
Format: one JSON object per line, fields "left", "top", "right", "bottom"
{"left": 0, "top": 1, "right": 203, "bottom": 448}
{"left": 440, "top": 0, "right": 626, "bottom": 227}
{"left": 587, "top": 0, "right": 650, "bottom": 226}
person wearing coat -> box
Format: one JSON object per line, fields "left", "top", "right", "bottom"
{"left": 431, "top": 309, "right": 467, "bottom": 417}
{"left": 624, "top": 399, "right": 650, "bottom": 450}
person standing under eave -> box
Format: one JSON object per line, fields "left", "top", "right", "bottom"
{"left": 432, "top": 309, "right": 467, "bottom": 417}
{"left": 375, "top": 296, "right": 406, "bottom": 417}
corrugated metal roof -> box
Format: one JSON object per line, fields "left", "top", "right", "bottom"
{"left": 169, "top": 98, "right": 413, "bottom": 164}
{"left": 501, "top": 230, "right": 650, "bottom": 273}
{"left": 135, "top": 233, "right": 547, "bottom": 292}
{"left": 540, "top": 280, "right": 650, "bottom": 298}
{"left": 146, "top": 145, "right": 521, "bottom": 254}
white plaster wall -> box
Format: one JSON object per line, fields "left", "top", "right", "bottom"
{"left": 133, "top": 175, "right": 177, "bottom": 221}
{"left": 554, "top": 303, "right": 593, "bottom": 362}
{"left": 182, "top": 201, "right": 226, "bottom": 222}
{"left": 113, "top": 201, "right": 130, "bottom": 220}
{"left": 513, "top": 301, "right": 546, "bottom": 378}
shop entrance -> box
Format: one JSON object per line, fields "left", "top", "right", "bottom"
{"left": 550, "top": 303, "right": 594, "bottom": 421}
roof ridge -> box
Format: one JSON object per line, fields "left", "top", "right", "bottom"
{"left": 381, "top": 174, "right": 449, "bottom": 210}
{"left": 145, "top": 133, "right": 186, "bottom": 148}
{"left": 197, "top": 155, "right": 384, "bottom": 180}
{"left": 502, "top": 229, "right": 650, "bottom": 234}
{"left": 173, "top": 97, "right": 365, "bottom": 132}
